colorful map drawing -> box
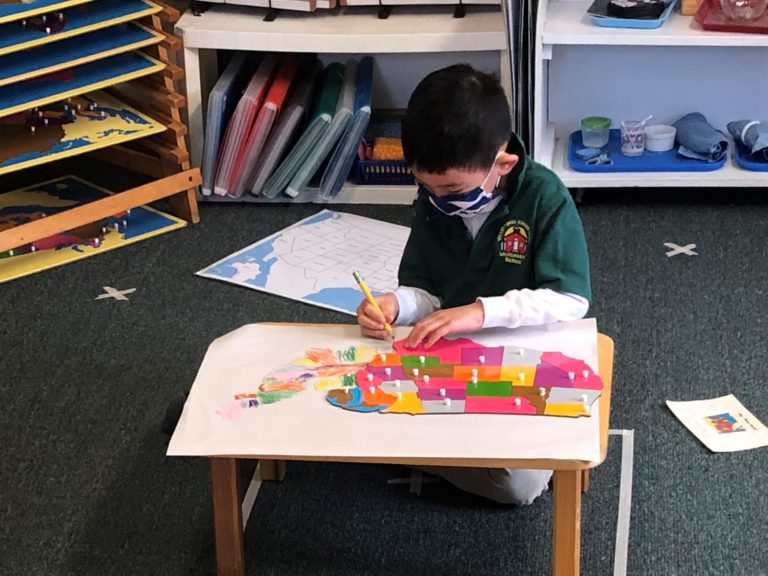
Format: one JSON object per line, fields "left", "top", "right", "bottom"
{"left": 219, "top": 336, "right": 603, "bottom": 420}
{"left": 197, "top": 210, "right": 409, "bottom": 315}
{"left": 216, "top": 342, "right": 388, "bottom": 421}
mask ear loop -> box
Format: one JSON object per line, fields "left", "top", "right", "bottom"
{"left": 482, "top": 152, "right": 504, "bottom": 199}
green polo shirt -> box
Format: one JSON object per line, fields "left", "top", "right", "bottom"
{"left": 398, "top": 135, "right": 591, "bottom": 308}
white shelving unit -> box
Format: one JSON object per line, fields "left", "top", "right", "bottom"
{"left": 533, "top": 0, "right": 768, "bottom": 189}
{"left": 176, "top": 4, "right": 507, "bottom": 204}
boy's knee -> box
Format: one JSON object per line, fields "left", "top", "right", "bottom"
{"left": 484, "top": 468, "right": 552, "bottom": 506}
{"left": 421, "top": 466, "right": 552, "bottom": 505}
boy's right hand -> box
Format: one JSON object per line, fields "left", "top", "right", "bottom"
{"left": 356, "top": 292, "right": 399, "bottom": 340}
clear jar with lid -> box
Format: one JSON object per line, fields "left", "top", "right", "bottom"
{"left": 581, "top": 116, "right": 611, "bottom": 148}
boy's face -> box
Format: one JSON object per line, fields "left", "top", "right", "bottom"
{"left": 412, "top": 167, "right": 493, "bottom": 198}
{"left": 411, "top": 151, "right": 519, "bottom": 198}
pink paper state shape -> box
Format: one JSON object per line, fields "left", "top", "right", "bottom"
{"left": 465, "top": 395, "right": 538, "bottom": 415}
{"left": 537, "top": 354, "right": 602, "bottom": 390}
{"left": 356, "top": 369, "right": 383, "bottom": 387}
{"left": 541, "top": 351, "right": 594, "bottom": 375}
{"left": 533, "top": 361, "right": 575, "bottom": 388}
{"left": 416, "top": 376, "right": 465, "bottom": 391}
{"left": 417, "top": 388, "right": 467, "bottom": 401}
{"left": 461, "top": 346, "right": 505, "bottom": 366}
{"left": 393, "top": 336, "right": 482, "bottom": 364}
{"left": 573, "top": 372, "right": 603, "bottom": 390}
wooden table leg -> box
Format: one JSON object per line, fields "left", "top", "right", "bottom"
{"left": 581, "top": 469, "right": 590, "bottom": 494}
{"left": 552, "top": 469, "right": 582, "bottom": 576}
{"left": 210, "top": 457, "right": 245, "bottom": 576}
{"left": 260, "top": 459, "right": 286, "bottom": 481}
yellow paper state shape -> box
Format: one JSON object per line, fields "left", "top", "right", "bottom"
{"left": 500, "top": 365, "right": 536, "bottom": 386}
{"left": 383, "top": 392, "right": 424, "bottom": 414}
{"left": 544, "top": 402, "right": 590, "bottom": 417}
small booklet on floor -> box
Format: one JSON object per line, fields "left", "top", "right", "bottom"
{"left": 667, "top": 394, "right": 768, "bottom": 452}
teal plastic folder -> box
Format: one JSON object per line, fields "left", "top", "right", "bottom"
{"left": 285, "top": 59, "right": 356, "bottom": 198}
{"left": 319, "top": 56, "right": 373, "bottom": 199}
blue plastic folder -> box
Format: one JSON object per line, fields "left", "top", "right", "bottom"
{"left": 200, "top": 54, "right": 256, "bottom": 196}
{"left": 261, "top": 62, "right": 343, "bottom": 199}
{"left": 319, "top": 56, "right": 373, "bottom": 199}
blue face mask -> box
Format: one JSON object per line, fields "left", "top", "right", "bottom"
{"left": 417, "top": 160, "right": 500, "bottom": 217}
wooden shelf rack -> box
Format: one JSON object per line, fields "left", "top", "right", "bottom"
{"left": 0, "top": 0, "right": 200, "bottom": 254}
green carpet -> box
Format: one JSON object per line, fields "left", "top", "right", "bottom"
{"left": 1, "top": 183, "right": 767, "bottom": 575}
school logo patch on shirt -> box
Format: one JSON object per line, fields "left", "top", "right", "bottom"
{"left": 498, "top": 219, "right": 530, "bottom": 264}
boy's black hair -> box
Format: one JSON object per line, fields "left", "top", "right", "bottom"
{"left": 402, "top": 64, "right": 512, "bottom": 174}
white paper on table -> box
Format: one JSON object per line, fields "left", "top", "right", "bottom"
{"left": 168, "top": 318, "right": 603, "bottom": 464}
{"left": 666, "top": 394, "right": 768, "bottom": 453}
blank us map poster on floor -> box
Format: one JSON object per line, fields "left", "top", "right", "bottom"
{"left": 197, "top": 210, "right": 409, "bottom": 315}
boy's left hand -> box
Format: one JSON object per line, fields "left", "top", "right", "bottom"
{"left": 404, "top": 302, "right": 485, "bottom": 349}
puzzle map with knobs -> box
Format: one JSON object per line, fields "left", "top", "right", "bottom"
{"left": 221, "top": 335, "right": 603, "bottom": 420}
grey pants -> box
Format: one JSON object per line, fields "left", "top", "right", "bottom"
{"left": 418, "top": 466, "right": 552, "bottom": 506}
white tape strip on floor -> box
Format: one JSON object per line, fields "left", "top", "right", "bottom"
{"left": 609, "top": 429, "right": 635, "bottom": 576}
{"left": 241, "top": 463, "right": 263, "bottom": 529}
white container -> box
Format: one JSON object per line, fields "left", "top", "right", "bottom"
{"left": 620, "top": 121, "right": 646, "bottom": 157}
{"left": 644, "top": 125, "right": 677, "bottom": 152}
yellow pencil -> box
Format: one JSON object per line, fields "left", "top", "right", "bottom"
{"left": 352, "top": 270, "right": 393, "bottom": 337}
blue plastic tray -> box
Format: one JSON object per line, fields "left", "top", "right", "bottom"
{"left": 568, "top": 130, "right": 727, "bottom": 173}
{"left": 732, "top": 140, "right": 768, "bottom": 172}
{"left": 589, "top": 0, "right": 677, "bottom": 29}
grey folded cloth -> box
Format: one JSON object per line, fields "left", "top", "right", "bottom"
{"left": 727, "top": 120, "right": 768, "bottom": 161}
{"left": 672, "top": 112, "right": 728, "bottom": 163}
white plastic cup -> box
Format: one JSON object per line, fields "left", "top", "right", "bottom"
{"left": 621, "top": 121, "right": 646, "bottom": 156}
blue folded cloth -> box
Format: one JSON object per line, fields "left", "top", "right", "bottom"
{"left": 727, "top": 120, "right": 768, "bottom": 161}
{"left": 575, "top": 146, "right": 605, "bottom": 160}
{"left": 672, "top": 112, "right": 728, "bottom": 163}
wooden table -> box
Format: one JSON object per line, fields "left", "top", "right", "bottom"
{"left": 206, "top": 332, "right": 614, "bottom": 576}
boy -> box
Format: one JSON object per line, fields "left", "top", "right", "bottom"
{"left": 356, "top": 64, "right": 591, "bottom": 506}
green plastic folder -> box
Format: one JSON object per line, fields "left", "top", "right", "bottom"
{"left": 309, "top": 62, "right": 344, "bottom": 122}
{"left": 286, "top": 59, "right": 356, "bottom": 198}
